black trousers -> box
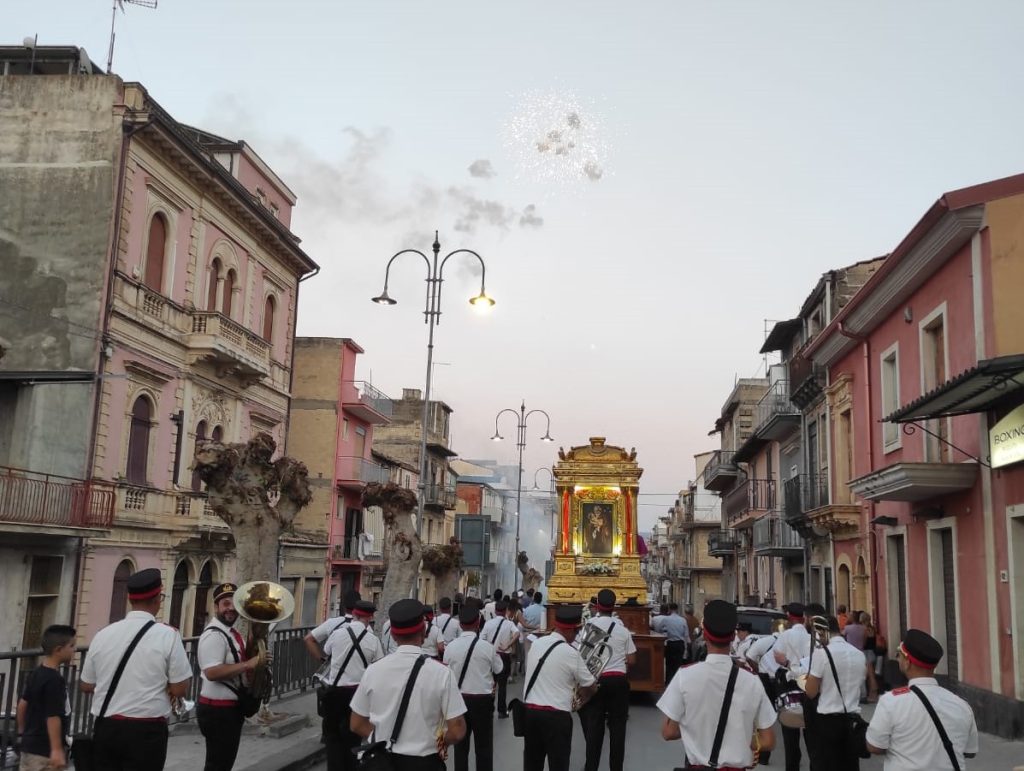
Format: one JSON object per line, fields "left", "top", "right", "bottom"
{"left": 390, "top": 755, "right": 445, "bottom": 770}
{"left": 665, "top": 641, "right": 687, "bottom": 684}
{"left": 580, "top": 675, "right": 629, "bottom": 771}
{"left": 495, "top": 653, "right": 511, "bottom": 715}
{"left": 93, "top": 718, "right": 169, "bottom": 771}
{"left": 523, "top": 708, "right": 572, "bottom": 771}
{"left": 455, "top": 693, "right": 494, "bottom": 771}
{"left": 757, "top": 674, "right": 776, "bottom": 766}
{"left": 814, "top": 714, "right": 860, "bottom": 771}
{"left": 321, "top": 686, "right": 360, "bottom": 771}
{"left": 197, "top": 702, "right": 245, "bottom": 771}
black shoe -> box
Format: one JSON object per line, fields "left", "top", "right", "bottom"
{"left": 498, "top": 712, "right": 509, "bottom": 719}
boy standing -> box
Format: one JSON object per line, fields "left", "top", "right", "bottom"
{"left": 16, "top": 625, "right": 76, "bottom": 771}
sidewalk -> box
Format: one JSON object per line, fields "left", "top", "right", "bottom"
{"left": 165, "top": 691, "right": 325, "bottom": 771}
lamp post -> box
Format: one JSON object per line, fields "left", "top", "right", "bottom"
{"left": 372, "top": 231, "right": 495, "bottom": 546}
{"left": 491, "top": 402, "right": 553, "bottom": 589}
{"left": 532, "top": 467, "right": 556, "bottom": 548}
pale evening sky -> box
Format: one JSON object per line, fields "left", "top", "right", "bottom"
{"left": 11, "top": 1, "right": 1024, "bottom": 532}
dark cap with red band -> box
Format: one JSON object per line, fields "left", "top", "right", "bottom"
{"left": 127, "top": 568, "right": 162, "bottom": 601}
{"left": 596, "top": 589, "right": 616, "bottom": 612}
{"left": 554, "top": 604, "right": 584, "bottom": 630}
{"left": 389, "top": 599, "right": 426, "bottom": 635}
{"left": 352, "top": 600, "right": 376, "bottom": 619}
{"left": 702, "top": 599, "right": 737, "bottom": 644}
{"left": 901, "top": 628, "right": 943, "bottom": 669}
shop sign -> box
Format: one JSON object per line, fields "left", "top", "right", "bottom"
{"left": 991, "top": 403, "right": 1024, "bottom": 469}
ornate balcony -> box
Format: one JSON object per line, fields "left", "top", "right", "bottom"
{"left": 0, "top": 466, "right": 114, "bottom": 530}
{"left": 341, "top": 381, "right": 393, "bottom": 424}
{"left": 188, "top": 312, "right": 271, "bottom": 384}
{"left": 702, "top": 450, "right": 741, "bottom": 492}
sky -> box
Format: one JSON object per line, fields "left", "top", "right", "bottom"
{"left": 11, "top": 1, "right": 1024, "bottom": 533}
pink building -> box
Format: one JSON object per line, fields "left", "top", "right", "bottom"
{"left": 806, "top": 173, "right": 1024, "bottom": 737}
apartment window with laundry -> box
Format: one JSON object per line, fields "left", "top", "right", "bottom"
{"left": 880, "top": 344, "right": 900, "bottom": 451}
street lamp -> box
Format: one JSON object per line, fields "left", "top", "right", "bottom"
{"left": 533, "top": 467, "right": 557, "bottom": 549}
{"left": 372, "top": 231, "right": 495, "bottom": 545}
{"left": 491, "top": 402, "right": 553, "bottom": 588}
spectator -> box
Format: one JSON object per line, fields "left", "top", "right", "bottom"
{"left": 680, "top": 603, "right": 700, "bottom": 641}
{"left": 860, "top": 612, "right": 880, "bottom": 702}
{"left": 837, "top": 604, "right": 849, "bottom": 632}
{"left": 16, "top": 625, "right": 76, "bottom": 771}
{"left": 843, "top": 611, "right": 866, "bottom": 651}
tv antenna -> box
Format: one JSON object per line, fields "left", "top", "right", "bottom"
{"left": 107, "top": 0, "right": 158, "bottom": 74}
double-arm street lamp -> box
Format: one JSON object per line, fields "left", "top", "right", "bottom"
{"left": 490, "top": 402, "right": 553, "bottom": 586}
{"left": 533, "top": 467, "right": 556, "bottom": 547}
{"left": 372, "top": 231, "right": 495, "bottom": 542}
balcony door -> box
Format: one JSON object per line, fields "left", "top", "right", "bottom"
{"left": 353, "top": 425, "right": 367, "bottom": 458}
{"left": 345, "top": 507, "right": 363, "bottom": 558}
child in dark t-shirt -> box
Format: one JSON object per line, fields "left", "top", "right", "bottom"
{"left": 16, "top": 624, "right": 76, "bottom": 771}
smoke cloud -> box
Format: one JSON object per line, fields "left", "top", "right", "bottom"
{"left": 519, "top": 204, "right": 543, "bottom": 228}
{"left": 468, "top": 159, "right": 497, "bottom": 179}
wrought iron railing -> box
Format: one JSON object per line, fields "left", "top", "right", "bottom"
{"left": 723, "top": 478, "right": 775, "bottom": 523}
{"left": 0, "top": 626, "right": 317, "bottom": 768}
{"left": 337, "top": 456, "right": 389, "bottom": 485}
{"left": 783, "top": 474, "right": 828, "bottom": 520}
{"left": 343, "top": 381, "right": 393, "bottom": 418}
{"left": 707, "top": 529, "right": 738, "bottom": 555}
{"left": 753, "top": 514, "right": 803, "bottom": 551}
{"left": 422, "top": 483, "right": 457, "bottom": 509}
{"left": 701, "top": 450, "right": 738, "bottom": 487}
{"left": 754, "top": 380, "right": 798, "bottom": 431}
{"left": 0, "top": 466, "right": 115, "bottom": 528}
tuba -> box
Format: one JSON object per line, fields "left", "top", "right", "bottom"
{"left": 233, "top": 580, "right": 295, "bottom": 700}
{"left": 571, "top": 622, "right": 614, "bottom": 710}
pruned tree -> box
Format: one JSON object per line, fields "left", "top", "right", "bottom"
{"left": 517, "top": 551, "right": 543, "bottom": 593}
{"left": 363, "top": 483, "right": 421, "bottom": 629}
{"left": 194, "top": 433, "right": 312, "bottom": 581}
{"left": 423, "top": 536, "right": 463, "bottom": 603}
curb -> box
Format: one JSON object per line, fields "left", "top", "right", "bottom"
{"left": 237, "top": 741, "right": 326, "bottom": 771}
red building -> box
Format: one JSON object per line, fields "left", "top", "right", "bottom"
{"left": 806, "top": 173, "right": 1024, "bottom": 737}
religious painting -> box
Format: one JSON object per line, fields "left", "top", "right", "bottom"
{"left": 581, "top": 502, "right": 614, "bottom": 554}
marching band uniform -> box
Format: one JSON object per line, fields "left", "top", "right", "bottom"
{"left": 308, "top": 590, "right": 361, "bottom": 674}
{"left": 421, "top": 606, "right": 445, "bottom": 660}
{"left": 196, "top": 582, "right": 250, "bottom": 771}
{"left": 657, "top": 600, "right": 777, "bottom": 771}
{"left": 746, "top": 629, "right": 782, "bottom": 766}
{"left": 866, "top": 629, "right": 978, "bottom": 770}
{"left": 351, "top": 599, "right": 467, "bottom": 771}
{"left": 773, "top": 603, "right": 815, "bottom": 771}
{"left": 323, "top": 601, "right": 383, "bottom": 771}
{"left": 380, "top": 621, "right": 398, "bottom": 656}
{"left": 434, "top": 599, "right": 460, "bottom": 645}
{"left": 805, "top": 623, "right": 866, "bottom": 771}
{"left": 580, "top": 589, "right": 636, "bottom": 771}
{"left": 80, "top": 568, "right": 192, "bottom": 771}
{"left": 443, "top": 606, "right": 503, "bottom": 771}
{"left": 522, "top": 605, "right": 596, "bottom": 771}
{"left": 481, "top": 601, "right": 518, "bottom": 718}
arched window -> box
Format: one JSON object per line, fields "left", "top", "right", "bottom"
{"left": 262, "top": 295, "right": 275, "bottom": 342}
{"left": 207, "top": 258, "right": 222, "bottom": 312}
{"left": 168, "top": 561, "right": 189, "bottom": 630}
{"left": 191, "top": 420, "right": 208, "bottom": 492}
{"left": 211, "top": 425, "right": 223, "bottom": 442}
{"left": 192, "top": 561, "right": 214, "bottom": 633}
{"left": 144, "top": 213, "right": 168, "bottom": 292}
{"left": 126, "top": 396, "right": 152, "bottom": 485}
{"left": 222, "top": 269, "right": 236, "bottom": 318}
{"left": 109, "top": 559, "right": 133, "bottom": 623}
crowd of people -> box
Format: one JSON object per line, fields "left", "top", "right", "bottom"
{"left": 10, "top": 567, "right": 984, "bottom": 771}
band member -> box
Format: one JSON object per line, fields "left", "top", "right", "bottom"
{"left": 481, "top": 600, "right": 518, "bottom": 718}
{"left": 482, "top": 589, "right": 502, "bottom": 622}
{"left": 79, "top": 568, "right": 192, "bottom": 771}
{"left": 658, "top": 600, "right": 776, "bottom": 769}
{"left": 350, "top": 599, "right": 466, "bottom": 771}
{"left": 443, "top": 605, "right": 503, "bottom": 771}
{"left": 732, "top": 621, "right": 758, "bottom": 662}
{"left": 522, "top": 605, "right": 597, "bottom": 771}
{"left": 803, "top": 615, "right": 866, "bottom": 771}
{"left": 579, "top": 589, "right": 636, "bottom": 771}
{"left": 323, "top": 600, "right": 383, "bottom": 771}
{"left": 435, "top": 597, "right": 460, "bottom": 645}
{"left": 421, "top": 605, "right": 445, "bottom": 660}
{"left": 660, "top": 604, "right": 689, "bottom": 682}
{"left": 866, "top": 629, "right": 979, "bottom": 769}
{"left": 745, "top": 620, "right": 784, "bottom": 766}
{"left": 305, "top": 589, "right": 361, "bottom": 671}
{"left": 197, "top": 582, "right": 261, "bottom": 771}
{"left": 773, "top": 602, "right": 818, "bottom": 771}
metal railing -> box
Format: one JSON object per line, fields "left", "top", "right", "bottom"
{"left": 707, "top": 529, "right": 738, "bottom": 556}
{"left": 0, "top": 466, "right": 115, "bottom": 528}
{"left": 337, "top": 456, "right": 389, "bottom": 486}
{"left": 788, "top": 353, "right": 823, "bottom": 394}
{"left": 753, "top": 514, "right": 803, "bottom": 552}
{"left": 422, "top": 483, "right": 456, "bottom": 509}
{"left": 0, "top": 626, "right": 317, "bottom": 768}
{"left": 783, "top": 474, "right": 828, "bottom": 520}
{"left": 754, "top": 380, "right": 798, "bottom": 431}
{"left": 343, "top": 381, "right": 393, "bottom": 418}
{"left": 723, "top": 478, "right": 775, "bottom": 524}
{"left": 701, "top": 450, "right": 738, "bottom": 487}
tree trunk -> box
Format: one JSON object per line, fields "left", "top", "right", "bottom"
{"left": 194, "top": 433, "right": 312, "bottom": 581}
{"left": 363, "top": 483, "right": 421, "bottom": 630}
{"left": 423, "top": 537, "right": 463, "bottom": 605}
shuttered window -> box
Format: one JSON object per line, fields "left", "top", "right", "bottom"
{"left": 126, "top": 396, "right": 152, "bottom": 485}
{"left": 144, "top": 214, "right": 167, "bottom": 292}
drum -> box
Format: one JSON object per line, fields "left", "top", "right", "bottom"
{"left": 775, "top": 690, "right": 805, "bottom": 729}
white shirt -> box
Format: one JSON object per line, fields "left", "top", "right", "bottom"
{"left": 310, "top": 614, "right": 353, "bottom": 646}
{"left": 351, "top": 645, "right": 467, "bottom": 757}
{"left": 481, "top": 616, "right": 518, "bottom": 654}
{"left": 482, "top": 601, "right": 497, "bottom": 621}
{"left": 81, "top": 611, "right": 192, "bottom": 718}
{"left": 523, "top": 631, "right": 596, "bottom": 712}
{"left": 657, "top": 654, "right": 777, "bottom": 768}
{"left": 747, "top": 633, "right": 781, "bottom": 675}
{"left": 324, "top": 620, "right": 384, "bottom": 687}
{"left": 733, "top": 634, "right": 760, "bottom": 664}
{"left": 584, "top": 615, "right": 637, "bottom": 675}
{"left": 776, "top": 623, "right": 812, "bottom": 670}
{"left": 434, "top": 613, "right": 459, "bottom": 644}
{"left": 650, "top": 614, "right": 667, "bottom": 634}
{"left": 380, "top": 623, "right": 398, "bottom": 655}
{"left": 421, "top": 624, "right": 444, "bottom": 657}
{"left": 443, "top": 631, "right": 503, "bottom": 695}
{"left": 865, "top": 677, "right": 979, "bottom": 771}
{"left": 808, "top": 636, "right": 866, "bottom": 714}
{"left": 197, "top": 617, "right": 246, "bottom": 701}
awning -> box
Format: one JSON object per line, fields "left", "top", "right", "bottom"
{"left": 760, "top": 319, "right": 802, "bottom": 354}
{"left": 884, "top": 354, "right": 1024, "bottom": 423}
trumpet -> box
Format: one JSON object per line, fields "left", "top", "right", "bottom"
{"left": 233, "top": 580, "right": 295, "bottom": 700}
{"left": 171, "top": 696, "right": 195, "bottom": 720}
{"left": 571, "top": 622, "right": 613, "bottom": 710}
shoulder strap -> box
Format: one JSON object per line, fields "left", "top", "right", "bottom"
{"left": 331, "top": 628, "right": 369, "bottom": 687}
{"left": 390, "top": 654, "right": 428, "bottom": 746}
{"left": 458, "top": 634, "right": 482, "bottom": 690}
{"left": 822, "top": 646, "right": 848, "bottom": 714}
{"left": 490, "top": 618, "right": 505, "bottom": 645}
{"left": 608, "top": 621, "right": 617, "bottom": 635}
{"left": 524, "top": 640, "right": 564, "bottom": 699}
{"left": 708, "top": 663, "right": 739, "bottom": 769}
{"left": 207, "top": 626, "right": 240, "bottom": 663}
{"left": 442, "top": 616, "right": 453, "bottom": 634}
{"left": 99, "top": 620, "right": 156, "bottom": 718}
{"left": 911, "top": 685, "right": 961, "bottom": 771}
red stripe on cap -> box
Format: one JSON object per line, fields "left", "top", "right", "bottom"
{"left": 554, "top": 620, "right": 579, "bottom": 630}
{"left": 703, "top": 628, "right": 735, "bottom": 644}
{"left": 390, "top": 621, "right": 424, "bottom": 635}
{"left": 353, "top": 608, "right": 373, "bottom": 618}
{"left": 787, "top": 613, "right": 803, "bottom": 621}
{"left": 128, "top": 585, "right": 162, "bottom": 601}
{"left": 596, "top": 603, "right": 614, "bottom": 612}
{"left": 900, "top": 643, "right": 937, "bottom": 670}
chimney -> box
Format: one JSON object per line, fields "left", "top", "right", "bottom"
{"left": 402, "top": 388, "right": 422, "bottom": 401}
